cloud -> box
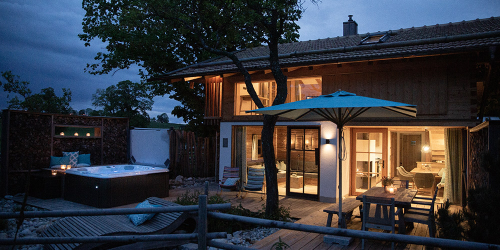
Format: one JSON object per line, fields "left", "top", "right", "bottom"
{"left": 0, "top": 0, "right": 184, "bottom": 124}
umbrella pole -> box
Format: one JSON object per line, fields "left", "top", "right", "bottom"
{"left": 338, "top": 125, "right": 343, "bottom": 228}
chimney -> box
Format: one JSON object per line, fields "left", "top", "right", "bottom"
{"left": 343, "top": 15, "right": 358, "bottom": 36}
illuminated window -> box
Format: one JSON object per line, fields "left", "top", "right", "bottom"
{"left": 235, "top": 77, "right": 321, "bottom": 115}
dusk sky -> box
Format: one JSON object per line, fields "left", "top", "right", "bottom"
{"left": 1, "top": 0, "right": 500, "bottom": 124}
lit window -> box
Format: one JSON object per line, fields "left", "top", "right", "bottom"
{"left": 235, "top": 77, "right": 322, "bottom": 115}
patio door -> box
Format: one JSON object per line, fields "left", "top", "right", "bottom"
{"left": 287, "top": 127, "right": 319, "bottom": 199}
{"left": 350, "top": 128, "right": 388, "bottom": 196}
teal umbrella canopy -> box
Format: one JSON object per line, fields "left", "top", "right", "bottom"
{"left": 247, "top": 90, "right": 416, "bottom": 125}
{"left": 247, "top": 90, "right": 417, "bottom": 228}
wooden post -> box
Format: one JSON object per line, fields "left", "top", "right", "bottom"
{"left": 198, "top": 195, "right": 207, "bottom": 250}
{"left": 205, "top": 181, "right": 209, "bottom": 196}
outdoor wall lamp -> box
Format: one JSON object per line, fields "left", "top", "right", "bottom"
{"left": 325, "top": 139, "right": 332, "bottom": 144}
{"left": 60, "top": 132, "right": 64, "bottom": 136}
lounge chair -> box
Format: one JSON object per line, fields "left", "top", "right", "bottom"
{"left": 240, "top": 166, "right": 265, "bottom": 200}
{"left": 41, "top": 197, "right": 193, "bottom": 250}
{"left": 218, "top": 166, "right": 240, "bottom": 196}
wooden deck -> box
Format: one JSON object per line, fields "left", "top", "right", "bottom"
{"left": 10, "top": 183, "right": 456, "bottom": 250}
{"left": 210, "top": 188, "right": 452, "bottom": 250}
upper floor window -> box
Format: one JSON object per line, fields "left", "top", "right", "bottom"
{"left": 235, "top": 77, "right": 322, "bottom": 115}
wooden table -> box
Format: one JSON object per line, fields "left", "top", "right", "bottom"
{"left": 356, "top": 187, "right": 418, "bottom": 234}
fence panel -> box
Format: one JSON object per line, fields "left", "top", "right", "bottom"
{"left": 168, "top": 130, "right": 218, "bottom": 178}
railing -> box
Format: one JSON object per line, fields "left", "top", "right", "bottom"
{"left": 1, "top": 182, "right": 499, "bottom": 250}
{"left": 0, "top": 196, "right": 236, "bottom": 250}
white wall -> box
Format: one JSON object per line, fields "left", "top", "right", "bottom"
{"left": 219, "top": 121, "right": 340, "bottom": 203}
{"left": 130, "top": 128, "right": 170, "bottom": 166}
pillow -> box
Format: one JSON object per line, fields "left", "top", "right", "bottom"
{"left": 63, "top": 151, "right": 79, "bottom": 166}
{"left": 223, "top": 177, "right": 239, "bottom": 186}
{"left": 128, "top": 200, "right": 162, "bottom": 226}
{"left": 50, "top": 156, "right": 70, "bottom": 166}
{"left": 437, "top": 168, "right": 445, "bottom": 177}
{"left": 78, "top": 154, "right": 91, "bottom": 165}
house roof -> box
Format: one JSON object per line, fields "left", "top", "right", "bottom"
{"left": 160, "top": 16, "right": 500, "bottom": 80}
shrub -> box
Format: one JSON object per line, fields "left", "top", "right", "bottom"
{"left": 174, "top": 190, "right": 292, "bottom": 233}
{"left": 435, "top": 200, "right": 465, "bottom": 240}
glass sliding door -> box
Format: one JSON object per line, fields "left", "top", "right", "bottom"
{"left": 287, "top": 127, "right": 319, "bottom": 199}
{"left": 351, "top": 128, "right": 388, "bottom": 195}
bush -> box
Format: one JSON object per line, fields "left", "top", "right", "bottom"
{"left": 436, "top": 188, "right": 500, "bottom": 244}
{"left": 435, "top": 200, "right": 465, "bottom": 240}
{"left": 463, "top": 187, "right": 500, "bottom": 244}
{"left": 174, "top": 190, "right": 292, "bottom": 233}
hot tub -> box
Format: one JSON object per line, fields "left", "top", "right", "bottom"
{"left": 64, "top": 165, "right": 169, "bottom": 208}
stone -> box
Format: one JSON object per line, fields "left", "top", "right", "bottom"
{"left": 175, "top": 175, "right": 184, "bottom": 184}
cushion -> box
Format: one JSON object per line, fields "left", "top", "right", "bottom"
{"left": 76, "top": 163, "right": 91, "bottom": 168}
{"left": 223, "top": 177, "right": 239, "bottom": 186}
{"left": 63, "top": 151, "right": 79, "bottom": 166}
{"left": 78, "top": 154, "right": 91, "bottom": 165}
{"left": 128, "top": 200, "right": 162, "bottom": 226}
{"left": 50, "top": 156, "right": 70, "bottom": 166}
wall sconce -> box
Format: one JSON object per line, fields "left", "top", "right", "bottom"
{"left": 74, "top": 132, "right": 79, "bottom": 136}
{"left": 325, "top": 139, "right": 331, "bottom": 144}
{"left": 422, "top": 145, "right": 430, "bottom": 153}
{"left": 60, "top": 132, "right": 65, "bottom": 136}
{"left": 86, "top": 133, "right": 91, "bottom": 137}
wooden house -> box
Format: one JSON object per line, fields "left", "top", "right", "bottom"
{"left": 158, "top": 16, "right": 500, "bottom": 203}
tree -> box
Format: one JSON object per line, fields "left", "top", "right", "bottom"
{"left": 156, "top": 113, "right": 169, "bottom": 123}
{"left": 1, "top": 71, "right": 73, "bottom": 114}
{"left": 80, "top": 0, "right": 306, "bottom": 216}
{"left": 92, "top": 80, "right": 154, "bottom": 127}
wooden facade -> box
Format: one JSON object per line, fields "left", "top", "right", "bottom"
{"left": 215, "top": 54, "right": 479, "bottom": 126}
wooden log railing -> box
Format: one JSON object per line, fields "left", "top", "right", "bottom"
{"left": 1, "top": 182, "right": 499, "bottom": 250}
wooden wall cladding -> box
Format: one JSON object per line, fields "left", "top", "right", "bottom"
{"left": 1, "top": 110, "right": 129, "bottom": 195}
{"left": 220, "top": 54, "right": 476, "bottom": 123}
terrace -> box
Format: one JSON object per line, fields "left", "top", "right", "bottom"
{"left": 4, "top": 179, "right": 458, "bottom": 250}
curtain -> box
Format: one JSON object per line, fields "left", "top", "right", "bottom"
{"left": 235, "top": 127, "right": 247, "bottom": 186}
{"left": 444, "top": 128, "right": 463, "bottom": 204}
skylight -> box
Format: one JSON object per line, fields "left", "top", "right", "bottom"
{"left": 360, "top": 33, "right": 390, "bottom": 45}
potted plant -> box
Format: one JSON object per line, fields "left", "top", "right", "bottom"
{"left": 381, "top": 176, "right": 394, "bottom": 193}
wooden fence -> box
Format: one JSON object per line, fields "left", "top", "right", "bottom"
{"left": 168, "top": 130, "right": 219, "bottom": 178}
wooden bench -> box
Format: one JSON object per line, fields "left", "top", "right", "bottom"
{"left": 323, "top": 198, "right": 362, "bottom": 228}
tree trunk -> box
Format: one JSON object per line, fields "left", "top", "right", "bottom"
{"left": 262, "top": 114, "right": 279, "bottom": 216}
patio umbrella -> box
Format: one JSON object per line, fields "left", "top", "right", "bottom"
{"left": 247, "top": 90, "right": 417, "bottom": 227}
